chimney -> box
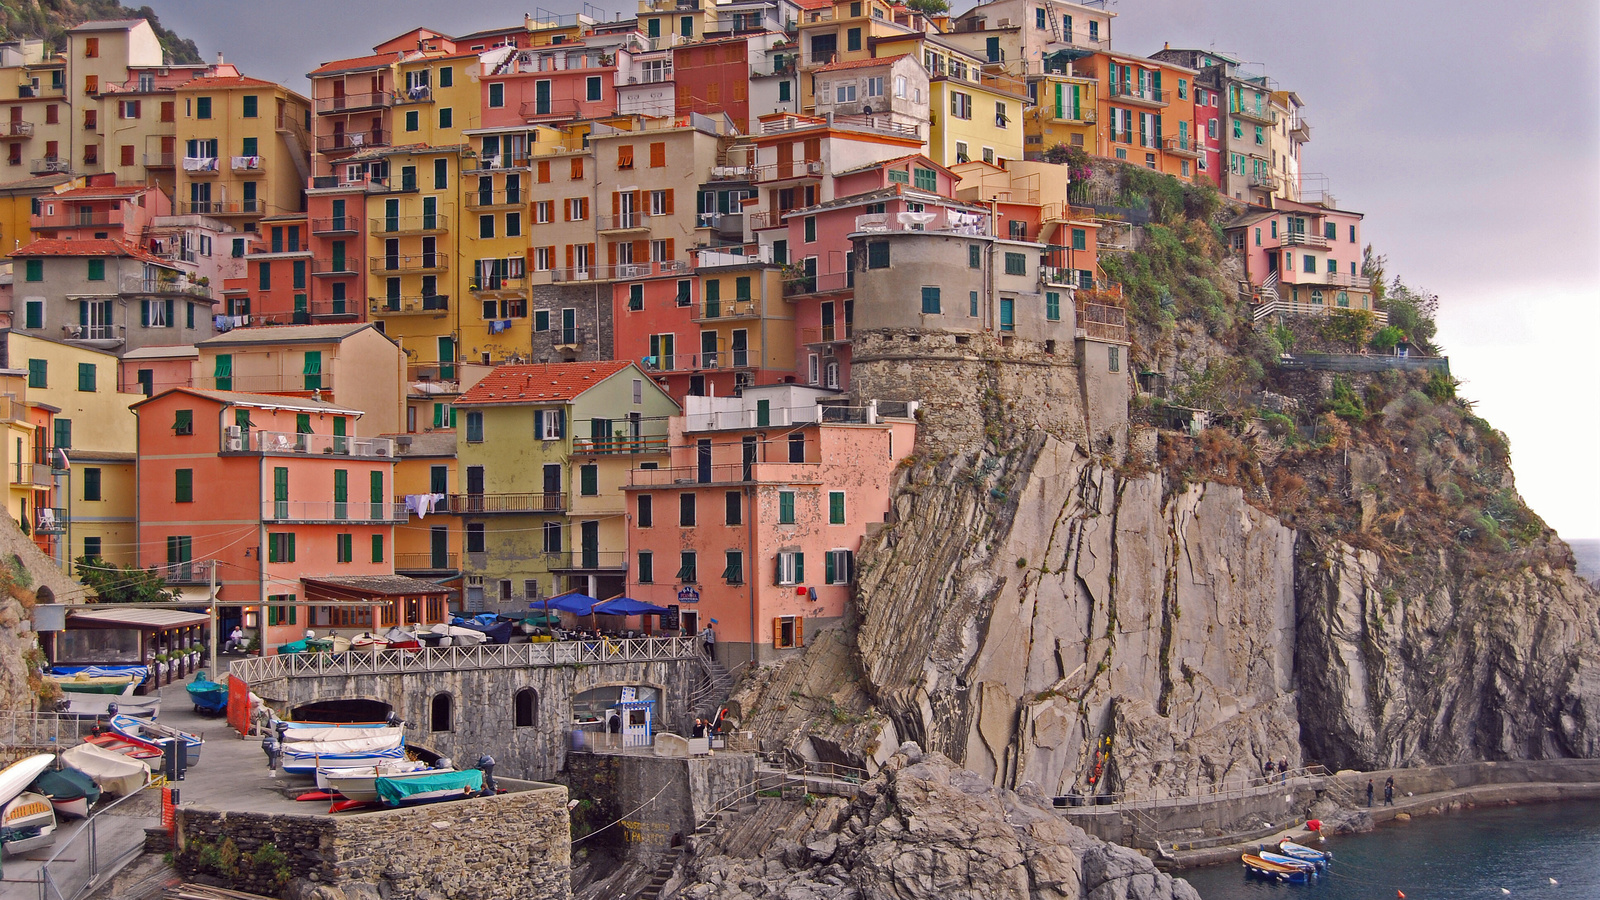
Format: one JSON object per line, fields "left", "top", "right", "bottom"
{"left": 216, "top": 52, "right": 225, "bottom": 65}
{"left": 525, "top": 13, "right": 534, "bottom": 29}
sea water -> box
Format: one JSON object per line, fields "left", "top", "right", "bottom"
{"left": 1178, "top": 801, "right": 1600, "bottom": 899}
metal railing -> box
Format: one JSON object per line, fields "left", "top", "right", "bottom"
{"left": 231, "top": 155, "right": 263, "bottom": 171}
{"left": 696, "top": 299, "right": 760, "bottom": 320}
{"left": 800, "top": 323, "right": 854, "bottom": 344}
{"left": 600, "top": 212, "right": 651, "bottom": 231}
{"left": 1108, "top": 83, "right": 1169, "bottom": 105}
{"left": 448, "top": 492, "right": 565, "bottom": 514}
{"left": 394, "top": 85, "right": 434, "bottom": 104}
{"left": 1075, "top": 299, "right": 1127, "bottom": 342}
{"left": 370, "top": 214, "right": 449, "bottom": 234}
{"left": 142, "top": 152, "right": 174, "bottom": 168}
{"left": 571, "top": 435, "right": 668, "bottom": 455}
{"left": 37, "top": 786, "right": 163, "bottom": 900}
{"left": 316, "top": 130, "right": 391, "bottom": 153}
{"left": 121, "top": 276, "right": 209, "bottom": 298}
{"left": 518, "top": 99, "right": 582, "bottom": 120}
{"left": 181, "top": 156, "right": 218, "bottom": 173}
{"left": 31, "top": 157, "right": 69, "bottom": 175}
{"left": 369, "top": 254, "right": 449, "bottom": 273}
{"left": 310, "top": 257, "right": 359, "bottom": 276}
{"left": 310, "top": 216, "right": 361, "bottom": 234}
{"left": 261, "top": 500, "right": 409, "bottom": 523}
{"left": 6, "top": 121, "right": 33, "bottom": 136}
{"left": 150, "top": 559, "right": 214, "bottom": 584}
{"left": 0, "top": 709, "right": 98, "bottom": 748}
{"left": 370, "top": 295, "right": 449, "bottom": 316}
{"left": 626, "top": 461, "right": 818, "bottom": 487}
{"left": 1231, "top": 104, "right": 1279, "bottom": 125}
{"left": 35, "top": 508, "right": 66, "bottom": 534}
{"left": 315, "top": 91, "right": 393, "bottom": 113}
{"left": 464, "top": 190, "right": 524, "bottom": 209}
{"left": 783, "top": 271, "right": 852, "bottom": 296}
{"left": 230, "top": 431, "right": 396, "bottom": 458}
{"left": 175, "top": 199, "right": 261, "bottom": 216}
{"left": 395, "top": 552, "right": 458, "bottom": 570}
{"left": 13, "top": 462, "right": 55, "bottom": 487}
{"left": 548, "top": 550, "right": 628, "bottom": 570}
{"left": 230, "top": 637, "right": 700, "bottom": 683}
{"left": 1251, "top": 296, "right": 1387, "bottom": 326}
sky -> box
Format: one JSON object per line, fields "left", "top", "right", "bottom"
{"left": 139, "top": 0, "right": 1600, "bottom": 539}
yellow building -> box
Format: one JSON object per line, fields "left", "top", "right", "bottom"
{"left": 389, "top": 430, "right": 460, "bottom": 585}
{"left": 635, "top": 0, "right": 710, "bottom": 49}
{"left": 0, "top": 173, "right": 73, "bottom": 258}
{"left": 173, "top": 74, "right": 311, "bottom": 227}
{"left": 1024, "top": 73, "right": 1098, "bottom": 156}
{"left": 0, "top": 39, "right": 71, "bottom": 182}
{"left": 796, "top": 0, "right": 927, "bottom": 110}
{"left": 926, "top": 68, "right": 1026, "bottom": 168}
{"left": 0, "top": 332, "right": 142, "bottom": 568}
{"left": 692, "top": 263, "right": 793, "bottom": 384}
{"left": 65, "top": 19, "right": 163, "bottom": 174}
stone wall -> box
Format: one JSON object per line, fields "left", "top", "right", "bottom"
{"left": 563, "top": 750, "right": 755, "bottom": 855}
{"left": 176, "top": 780, "right": 571, "bottom": 900}
{"left": 248, "top": 657, "right": 701, "bottom": 781}
{"left": 528, "top": 283, "right": 613, "bottom": 363}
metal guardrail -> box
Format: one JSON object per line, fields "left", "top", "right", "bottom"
{"left": 37, "top": 787, "right": 161, "bottom": 900}
{"left": 229, "top": 637, "right": 701, "bottom": 683}
{"left": 0, "top": 710, "right": 98, "bottom": 749}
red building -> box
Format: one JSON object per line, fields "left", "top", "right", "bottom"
{"left": 29, "top": 174, "right": 168, "bottom": 245}
{"left": 673, "top": 37, "right": 752, "bottom": 131}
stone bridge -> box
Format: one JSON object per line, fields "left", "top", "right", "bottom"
{"left": 227, "top": 638, "right": 707, "bottom": 780}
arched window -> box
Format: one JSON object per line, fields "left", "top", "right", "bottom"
{"left": 1310, "top": 288, "right": 1324, "bottom": 305}
{"left": 514, "top": 688, "right": 538, "bottom": 728}
{"left": 430, "top": 692, "right": 452, "bottom": 732}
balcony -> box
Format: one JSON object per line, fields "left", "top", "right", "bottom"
{"left": 12, "top": 462, "right": 55, "bottom": 488}
{"left": 1249, "top": 171, "right": 1280, "bottom": 191}
{"left": 394, "top": 85, "right": 434, "bottom": 105}
{"left": 308, "top": 300, "right": 361, "bottom": 320}
{"left": 5, "top": 121, "right": 32, "bottom": 137}
{"left": 463, "top": 154, "right": 530, "bottom": 175}
{"left": 801, "top": 323, "right": 854, "bottom": 345}
{"left": 694, "top": 298, "right": 760, "bottom": 321}
{"left": 850, "top": 209, "right": 990, "bottom": 237}
{"left": 369, "top": 254, "right": 449, "bottom": 274}
{"left": 30, "top": 157, "right": 69, "bottom": 175}
{"left": 176, "top": 199, "right": 263, "bottom": 216}
{"left": 783, "top": 270, "right": 852, "bottom": 297}
{"left": 1232, "top": 104, "right": 1279, "bottom": 126}
{"left": 395, "top": 552, "right": 459, "bottom": 573}
{"left": 626, "top": 462, "right": 820, "bottom": 488}
{"left": 370, "top": 214, "right": 449, "bottom": 235}
{"left": 548, "top": 550, "right": 627, "bottom": 572}
{"left": 598, "top": 212, "right": 651, "bottom": 233}
{"left": 1075, "top": 297, "right": 1127, "bottom": 343}
{"left": 315, "top": 91, "right": 392, "bottom": 114}
{"left": 1162, "top": 136, "right": 1202, "bottom": 159}
{"left": 152, "top": 559, "right": 215, "bottom": 585}
{"left": 517, "top": 99, "right": 582, "bottom": 121}
{"left": 262, "top": 500, "right": 409, "bottom": 524}
{"left": 464, "top": 190, "right": 524, "bottom": 210}
{"left": 182, "top": 156, "right": 219, "bottom": 174}
{"left": 142, "top": 152, "right": 175, "bottom": 168}
{"left": 1281, "top": 231, "right": 1329, "bottom": 249}
{"left": 552, "top": 326, "right": 589, "bottom": 348}
{"left": 469, "top": 275, "right": 525, "bottom": 295}
{"left": 226, "top": 430, "right": 396, "bottom": 459}
{"left": 448, "top": 492, "right": 566, "bottom": 514}
{"left": 310, "top": 216, "right": 361, "bottom": 235}
{"left": 34, "top": 508, "right": 66, "bottom": 535}
{"left": 310, "top": 256, "right": 360, "bottom": 277}
{"left": 1108, "top": 82, "right": 1169, "bottom": 108}
{"left": 1044, "top": 104, "right": 1096, "bottom": 125}
{"left": 121, "top": 275, "right": 210, "bottom": 298}
{"left": 60, "top": 324, "right": 124, "bottom": 349}
{"left": 42, "top": 211, "right": 125, "bottom": 229}
{"left": 316, "top": 130, "right": 391, "bottom": 154}
{"left": 639, "top": 350, "right": 749, "bottom": 373}
{"left": 571, "top": 435, "right": 668, "bottom": 455}
{"left": 800, "top": 50, "right": 838, "bottom": 68}
{"left": 370, "top": 295, "right": 449, "bottom": 316}
{"left": 749, "top": 160, "right": 824, "bottom": 184}
{"left": 231, "top": 156, "right": 263, "bottom": 171}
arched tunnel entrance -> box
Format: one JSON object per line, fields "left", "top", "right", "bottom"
{"left": 290, "top": 698, "right": 393, "bottom": 723}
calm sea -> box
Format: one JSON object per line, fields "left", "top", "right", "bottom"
{"left": 1178, "top": 801, "right": 1600, "bottom": 900}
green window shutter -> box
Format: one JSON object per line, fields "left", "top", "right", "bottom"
{"left": 1046, "top": 292, "right": 1060, "bottom": 321}
{"left": 296, "top": 413, "right": 311, "bottom": 434}
{"left": 921, "top": 286, "right": 940, "bottom": 314}
{"left": 164, "top": 298, "right": 174, "bottom": 328}
{"left": 334, "top": 468, "right": 348, "bottom": 503}
{"left": 27, "top": 359, "right": 44, "bottom": 388}
{"left": 1053, "top": 83, "right": 1063, "bottom": 119}
{"left": 1071, "top": 84, "right": 1081, "bottom": 119}
{"left": 580, "top": 464, "right": 598, "bottom": 496}
{"left": 1072, "top": 228, "right": 1087, "bottom": 251}
{"left": 54, "top": 418, "right": 71, "bottom": 449}
{"left": 258, "top": 263, "right": 271, "bottom": 290}
{"left": 756, "top": 399, "right": 770, "bottom": 427}
{"left": 87, "top": 259, "right": 104, "bottom": 281}
{"left": 24, "top": 259, "right": 41, "bottom": 282}
{"left": 140, "top": 300, "right": 150, "bottom": 327}
{"left": 794, "top": 552, "right": 804, "bottom": 584}
{"left": 24, "top": 301, "right": 41, "bottom": 329}
{"left": 302, "top": 351, "right": 322, "bottom": 390}
{"left": 825, "top": 551, "right": 836, "bottom": 585}
{"left": 175, "top": 468, "right": 193, "bottom": 502}
{"left": 288, "top": 534, "right": 295, "bottom": 563}
{"left": 77, "top": 363, "right": 95, "bottom": 392}
{"left": 829, "top": 491, "right": 844, "bottom": 524}
{"left": 371, "top": 533, "right": 384, "bottom": 563}
{"left": 779, "top": 492, "right": 795, "bottom": 524}
{"left": 968, "top": 244, "right": 980, "bottom": 268}
{"left": 370, "top": 470, "right": 383, "bottom": 504}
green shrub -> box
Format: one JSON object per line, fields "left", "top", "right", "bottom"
{"left": 1369, "top": 325, "right": 1404, "bottom": 353}
{"left": 1326, "top": 377, "right": 1368, "bottom": 423}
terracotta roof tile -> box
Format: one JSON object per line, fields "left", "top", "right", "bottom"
{"left": 816, "top": 54, "right": 908, "bottom": 72}
{"left": 309, "top": 53, "right": 402, "bottom": 77}
{"left": 456, "top": 361, "right": 636, "bottom": 406}
{"left": 181, "top": 75, "right": 285, "bottom": 90}
{"left": 12, "top": 238, "right": 166, "bottom": 266}
{"left": 49, "top": 184, "right": 151, "bottom": 199}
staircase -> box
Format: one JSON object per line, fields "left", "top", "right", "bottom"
{"left": 635, "top": 851, "right": 680, "bottom": 900}
{"left": 689, "top": 654, "right": 735, "bottom": 722}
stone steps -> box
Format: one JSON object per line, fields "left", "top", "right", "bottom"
{"left": 634, "top": 852, "right": 680, "bottom": 900}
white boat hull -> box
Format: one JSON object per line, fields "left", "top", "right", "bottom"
{"left": 328, "top": 767, "right": 450, "bottom": 803}
{"left": 60, "top": 743, "right": 150, "bottom": 797}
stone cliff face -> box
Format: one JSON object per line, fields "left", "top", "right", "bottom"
{"left": 733, "top": 430, "right": 1600, "bottom": 803}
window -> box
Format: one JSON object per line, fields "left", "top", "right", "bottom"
{"left": 1303, "top": 254, "right": 1316, "bottom": 273}
{"left": 514, "top": 688, "right": 537, "bottom": 727}
{"left": 725, "top": 491, "right": 742, "bottom": 525}
{"left": 970, "top": 291, "right": 979, "bottom": 317}
{"left": 438, "top": 107, "right": 453, "bottom": 128}
{"left": 430, "top": 693, "right": 452, "bottom": 732}
{"left": 835, "top": 83, "right": 856, "bottom": 103}
{"left": 434, "top": 158, "right": 448, "bottom": 189}
{"left": 488, "top": 83, "right": 504, "bottom": 107}
{"left": 913, "top": 167, "right": 937, "bottom": 191}
{"left": 649, "top": 141, "right": 665, "bottom": 167}
{"left": 637, "top": 494, "right": 653, "bottom": 528}
{"left": 535, "top": 310, "right": 550, "bottom": 331}
{"left": 895, "top": 75, "right": 907, "bottom": 98}
{"left": 371, "top": 533, "right": 384, "bottom": 563}
{"left": 1325, "top": 221, "right": 1338, "bottom": 240}
{"left": 951, "top": 91, "right": 972, "bottom": 119}
{"left": 84, "top": 37, "right": 99, "bottom": 57}
{"left": 778, "top": 490, "right": 795, "bottom": 525}
{"left": 866, "top": 241, "right": 889, "bottom": 269}
{"left": 866, "top": 76, "right": 883, "bottom": 97}
{"left": 196, "top": 97, "right": 211, "bottom": 119}
{"left": 1255, "top": 125, "right": 1264, "bottom": 145}
{"left": 776, "top": 550, "right": 804, "bottom": 585}
{"left": 173, "top": 409, "right": 193, "bottom": 435}
{"left": 638, "top": 551, "right": 654, "bottom": 583}
{"left": 466, "top": 523, "right": 486, "bottom": 553}
{"left": 1003, "top": 252, "right": 1027, "bottom": 275}
{"left": 1072, "top": 228, "right": 1088, "bottom": 251}
{"left": 828, "top": 491, "right": 845, "bottom": 525}
{"left": 616, "top": 144, "right": 634, "bottom": 169}
{"left": 826, "top": 549, "right": 854, "bottom": 584}
{"left": 676, "top": 280, "right": 692, "bottom": 307}
{"left": 268, "top": 532, "right": 296, "bottom": 563}
{"left": 920, "top": 286, "right": 940, "bottom": 314}
{"left": 24, "top": 259, "right": 41, "bottom": 282}
{"left": 676, "top": 551, "right": 697, "bottom": 583}
{"left": 580, "top": 464, "right": 598, "bottom": 496}
{"left": 479, "top": 214, "right": 494, "bottom": 238}
{"left": 27, "top": 359, "right": 46, "bottom": 388}
{"left": 54, "top": 418, "right": 71, "bottom": 450}
{"left": 1046, "top": 291, "right": 1061, "bottom": 322}
{"left": 1108, "top": 346, "right": 1120, "bottom": 372}
{"left": 336, "top": 533, "right": 353, "bottom": 563}
{"left": 586, "top": 75, "right": 602, "bottom": 102}
{"left": 804, "top": 216, "right": 816, "bottom": 242}
{"left": 627, "top": 283, "right": 644, "bottom": 311}
{"left": 969, "top": 244, "right": 981, "bottom": 268}
{"left": 536, "top": 408, "right": 564, "bottom": 440}
{"left": 778, "top": 81, "right": 791, "bottom": 102}
{"left": 722, "top": 551, "right": 745, "bottom": 585}
{"left": 1349, "top": 224, "right": 1357, "bottom": 243}
{"left": 87, "top": 259, "right": 105, "bottom": 281}
{"left": 465, "top": 411, "right": 484, "bottom": 443}
{"left": 76, "top": 363, "right": 95, "bottom": 392}
{"left": 82, "top": 467, "right": 101, "bottom": 501}
{"left": 440, "top": 67, "right": 453, "bottom": 87}
{"left": 788, "top": 432, "right": 804, "bottom": 463}
{"left": 679, "top": 492, "right": 696, "bottom": 526}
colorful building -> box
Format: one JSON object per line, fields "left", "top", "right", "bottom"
{"left": 11, "top": 238, "right": 215, "bottom": 353}
{"left": 28, "top": 174, "right": 167, "bottom": 244}
{"left": 624, "top": 385, "right": 916, "bottom": 663}
{"left": 1227, "top": 199, "right": 1376, "bottom": 321}
{"left": 172, "top": 73, "right": 311, "bottom": 226}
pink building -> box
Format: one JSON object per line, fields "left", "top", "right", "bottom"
{"left": 480, "top": 39, "right": 633, "bottom": 129}
{"left": 1228, "top": 199, "right": 1376, "bottom": 319}
{"left": 624, "top": 385, "right": 916, "bottom": 664}
{"left": 30, "top": 174, "right": 169, "bottom": 245}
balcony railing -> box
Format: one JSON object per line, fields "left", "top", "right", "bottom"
{"left": 1281, "top": 231, "right": 1329, "bottom": 249}
{"left": 463, "top": 154, "right": 530, "bottom": 174}
{"left": 801, "top": 323, "right": 854, "bottom": 345}
{"left": 571, "top": 435, "right": 669, "bottom": 455}
{"left": 695, "top": 298, "right": 760, "bottom": 321}
{"left": 228, "top": 430, "right": 396, "bottom": 459}
{"left": 142, "top": 152, "right": 175, "bottom": 168}
{"left": 308, "top": 300, "right": 361, "bottom": 319}
{"left": 12, "top": 462, "right": 54, "bottom": 488}
{"left": 316, "top": 130, "right": 391, "bottom": 153}
{"left": 315, "top": 91, "right": 392, "bottom": 114}
{"left": 851, "top": 209, "right": 990, "bottom": 236}
{"left": 1232, "top": 104, "right": 1279, "bottom": 126}
{"left": 1162, "top": 136, "right": 1201, "bottom": 158}
{"left": 626, "top": 461, "right": 819, "bottom": 488}
{"left": 152, "top": 559, "right": 215, "bottom": 585}
{"left": 394, "top": 85, "right": 434, "bottom": 105}
{"left": 464, "top": 190, "right": 524, "bottom": 210}
{"left": 176, "top": 199, "right": 262, "bottom": 216}
{"left": 370, "top": 254, "right": 449, "bottom": 274}
{"left": 1108, "top": 83, "right": 1169, "bottom": 107}
{"left": 1249, "top": 171, "right": 1279, "bottom": 190}
{"left": 182, "top": 156, "right": 219, "bottom": 173}
{"left": 749, "top": 160, "right": 824, "bottom": 182}
{"left": 310, "top": 257, "right": 360, "bottom": 276}
{"left": 263, "top": 499, "right": 409, "bottom": 524}
{"left": 469, "top": 275, "right": 525, "bottom": 294}
{"left": 639, "top": 351, "right": 750, "bottom": 373}
{"left": 395, "top": 552, "right": 459, "bottom": 572}
{"left": 231, "top": 156, "right": 263, "bottom": 171}
{"left": 517, "top": 99, "right": 582, "bottom": 120}
{"left": 370, "top": 214, "right": 448, "bottom": 235}
{"left": 370, "top": 295, "right": 449, "bottom": 316}
{"left": 783, "top": 271, "right": 852, "bottom": 296}
{"left": 42, "top": 211, "right": 124, "bottom": 229}
{"left": 549, "top": 550, "right": 627, "bottom": 571}
{"left": 599, "top": 212, "right": 651, "bottom": 232}
{"left": 448, "top": 492, "right": 566, "bottom": 514}
{"left": 5, "top": 122, "right": 32, "bottom": 137}
{"left": 121, "top": 276, "right": 210, "bottom": 298}
{"left": 30, "top": 157, "right": 69, "bottom": 175}
{"left": 310, "top": 216, "right": 361, "bottom": 235}
{"left": 1075, "top": 299, "right": 1127, "bottom": 343}
{"left": 35, "top": 508, "right": 66, "bottom": 534}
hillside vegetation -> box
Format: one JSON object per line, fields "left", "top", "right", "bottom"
{"left": 0, "top": 1, "right": 199, "bottom": 62}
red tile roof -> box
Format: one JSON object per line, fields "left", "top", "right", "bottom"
{"left": 12, "top": 238, "right": 166, "bottom": 266}
{"left": 816, "top": 54, "right": 908, "bottom": 72}
{"left": 456, "top": 361, "right": 636, "bottom": 405}
{"left": 309, "top": 53, "right": 402, "bottom": 77}
{"left": 181, "top": 75, "right": 284, "bottom": 90}
{"left": 794, "top": 0, "right": 834, "bottom": 9}
{"left": 50, "top": 184, "right": 150, "bottom": 199}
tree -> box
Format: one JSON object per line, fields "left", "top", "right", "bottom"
{"left": 1361, "top": 244, "right": 1387, "bottom": 305}
{"left": 75, "top": 557, "right": 175, "bottom": 604}
{"left": 1382, "top": 279, "right": 1440, "bottom": 354}
{"left": 1321, "top": 309, "right": 1375, "bottom": 352}
{"left": 904, "top": 0, "right": 950, "bottom": 14}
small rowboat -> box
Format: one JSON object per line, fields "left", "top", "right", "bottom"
{"left": 31, "top": 766, "right": 100, "bottom": 819}
{"left": 428, "top": 623, "right": 487, "bottom": 648}
{"left": 375, "top": 768, "right": 482, "bottom": 807}
{"left": 110, "top": 714, "right": 202, "bottom": 766}
{"left": 279, "top": 720, "right": 391, "bottom": 731}
{"left": 1278, "top": 840, "right": 1332, "bottom": 863}
{"left": 1258, "top": 850, "right": 1318, "bottom": 875}
{"left": 186, "top": 673, "right": 228, "bottom": 716}
{"left": 350, "top": 633, "right": 388, "bottom": 653}
{"left": 280, "top": 746, "right": 407, "bottom": 777}
{"left": 321, "top": 761, "right": 435, "bottom": 798}
{"left": 46, "top": 666, "right": 146, "bottom": 695}
{"left": 60, "top": 743, "right": 149, "bottom": 796}
{"left": 1, "top": 791, "right": 56, "bottom": 855}
{"left": 85, "top": 731, "right": 163, "bottom": 763}
{"left": 1242, "top": 853, "right": 1309, "bottom": 884}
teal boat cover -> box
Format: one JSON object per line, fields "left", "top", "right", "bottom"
{"left": 375, "top": 769, "right": 483, "bottom": 806}
{"left": 34, "top": 766, "right": 100, "bottom": 803}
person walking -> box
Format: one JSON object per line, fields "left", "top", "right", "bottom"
{"left": 701, "top": 623, "right": 716, "bottom": 657}
{"left": 1384, "top": 776, "right": 1394, "bottom": 806}
{"left": 1366, "top": 779, "right": 1374, "bottom": 807}
{"left": 1279, "top": 757, "right": 1289, "bottom": 784}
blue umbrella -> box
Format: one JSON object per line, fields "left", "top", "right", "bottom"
{"left": 544, "top": 593, "right": 600, "bottom": 615}
{"left": 594, "top": 597, "right": 670, "bottom": 616}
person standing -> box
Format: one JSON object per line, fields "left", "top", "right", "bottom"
{"left": 1366, "top": 779, "right": 1374, "bottom": 807}
{"left": 1384, "top": 776, "right": 1394, "bottom": 806}
{"left": 701, "top": 623, "right": 716, "bottom": 658}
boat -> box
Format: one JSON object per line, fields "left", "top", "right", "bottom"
{"left": 454, "top": 617, "right": 514, "bottom": 644}
{"left": 375, "top": 768, "right": 483, "bottom": 807}
{"left": 1, "top": 791, "right": 56, "bottom": 855}
{"left": 350, "top": 633, "right": 388, "bottom": 652}
{"left": 1258, "top": 850, "right": 1318, "bottom": 875}
{"left": 278, "top": 720, "right": 391, "bottom": 731}
{"left": 46, "top": 666, "right": 147, "bottom": 695}
{"left": 277, "top": 639, "right": 310, "bottom": 654}
{"left": 1278, "top": 840, "right": 1332, "bottom": 863}
{"left": 428, "top": 623, "right": 487, "bottom": 648}
{"left": 60, "top": 743, "right": 149, "bottom": 796}
{"left": 319, "top": 760, "right": 433, "bottom": 796}
{"left": 282, "top": 725, "right": 404, "bottom": 745}
{"left": 186, "top": 673, "right": 228, "bottom": 716}
{"left": 281, "top": 746, "right": 408, "bottom": 776}
{"left": 31, "top": 766, "right": 100, "bottom": 819}
{"left": 110, "top": 714, "right": 202, "bottom": 766}
{"left": 57, "top": 683, "right": 162, "bottom": 719}
{"left": 329, "top": 635, "right": 351, "bottom": 653}
{"left": 0, "top": 756, "right": 57, "bottom": 808}
{"left": 84, "top": 729, "right": 164, "bottom": 763}
{"left": 383, "top": 627, "right": 422, "bottom": 651}
{"left": 1241, "top": 853, "right": 1310, "bottom": 884}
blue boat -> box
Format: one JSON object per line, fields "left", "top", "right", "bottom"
{"left": 1241, "top": 854, "right": 1310, "bottom": 884}
{"left": 375, "top": 769, "right": 483, "bottom": 807}
{"left": 1259, "top": 850, "right": 1319, "bottom": 876}
{"left": 280, "top": 746, "right": 407, "bottom": 776}
{"left": 109, "top": 714, "right": 202, "bottom": 766}
{"left": 185, "top": 673, "right": 228, "bottom": 716}
{"left": 1278, "top": 840, "right": 1332, "bottom": 863}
